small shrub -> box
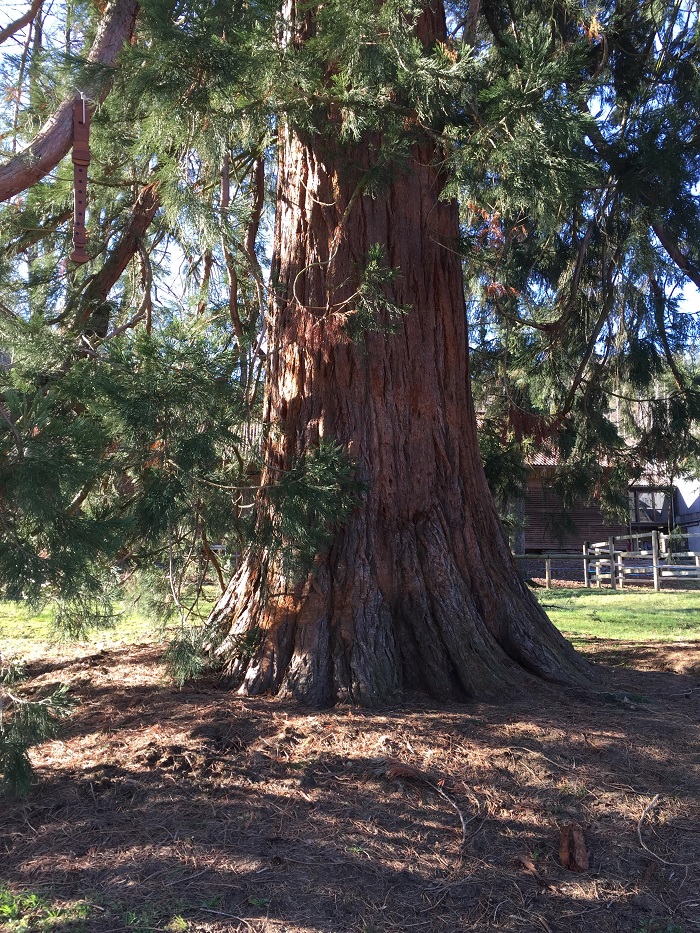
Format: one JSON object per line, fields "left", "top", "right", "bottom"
{"left": 0, "top": 885, "right": 90, "bottom": 930}
{"left": 163, "top": 628, "right": 213, "bottom": 687}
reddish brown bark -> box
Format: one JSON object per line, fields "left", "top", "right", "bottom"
{"left": 0, "top": 0, "right": 43, "bottom": 47}
{"left": 209, "top": 2, "right": 590, "bottom": 706}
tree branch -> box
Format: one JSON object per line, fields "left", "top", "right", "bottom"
{"left": 221, "top": 154, "right": 246, "bottom": 353}
{"left": 0, "top": 0, "right": 139, "bottom": 202}
{"left": 584, "top": 114, "right": 700, "bottom": 292}
{"left": 0, "top": 402, "right": 23, "bottom": 455}
{"left": 201, "top": 525, "right": 226, "bottom": 593}
{"left": 651, "top": 222, "right": 700, "bottom": 292}
{"left": 74, "top": 181, "right": 159, "bottom": 337}
{"left": 557, "top": 250, "right": 620, "bottom": 419}
{"left": 0, "top": 0, "right": 42, "bottom": 46}
{"left": 649, "top": 275, "right": 687, "bottom": 391}
{"left": 245, "top": 154, "right": 265, "bottom": 259}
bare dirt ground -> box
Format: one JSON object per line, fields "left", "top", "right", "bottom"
{"left": 2, "top": 638, "right": 700, "bottom": 933}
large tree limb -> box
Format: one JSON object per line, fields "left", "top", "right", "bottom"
{"left": 506, "top": 245, "right": 622, "bottom": 443}
{"left": 0, "top": 0, "right": 43, "bottom": 46}
{"left": 75, "top": 181, "right": 159, "bottom": 337}
{"left": 650, "top": 275, "right": 687, "bottom": 391}
{"left": 651, "top": 222, "right": 700, "bottom": 292}
{"left": 245, "top": 154, "right": 265, "bottom": 259}
{"left": 0, "top": 0, "right": 139, "bottom": 202}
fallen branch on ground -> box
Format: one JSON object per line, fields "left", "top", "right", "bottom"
{"left": 372, "top": 756, "right": 480, "bottom": 853}
{"left": 637, "top": 794, "right": 698, "bottom": 868}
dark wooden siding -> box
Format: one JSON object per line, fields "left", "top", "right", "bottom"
{"left": 524, "top": 476, "right": 628, "bottom": 551}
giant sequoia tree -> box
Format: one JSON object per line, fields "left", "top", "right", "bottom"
{"left": 209, "top": 1, "right": 590, "bottom": 704}
{"left": 1, "top": 0, "right": 699, "bottom": 703}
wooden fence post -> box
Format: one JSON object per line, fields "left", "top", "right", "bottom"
{"left": 608, "top": 537, "right": 617, "bottom": 590}
{"left": 583, "top": 542, "right": 590, "bottom": 588}
{"left": 545, "top": 557, "right": 552, "bottom": 590}
{"left": 652, "top": 530, "right": 661, "bottom": 592}
{"left": 618, "top": 550, "right": 624, "bottom": 589}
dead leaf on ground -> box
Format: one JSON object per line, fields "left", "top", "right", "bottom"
{"left": 516, "top": 853, "right": 547, "bottom": 885}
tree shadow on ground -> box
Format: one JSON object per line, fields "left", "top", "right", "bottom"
{"left": 2, "top": 641, "right": 699, "bottom": 933}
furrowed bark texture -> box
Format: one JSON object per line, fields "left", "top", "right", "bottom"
{"left": 210, "top": 2, "right": 590, "bottom": 706}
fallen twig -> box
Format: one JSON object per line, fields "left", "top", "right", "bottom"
{"left": 373, "top": 757, "right": 479, "bottom": 852}
{"left": 197, "top": 907, "right": 254, "bottom": 929}
{"left": 637, "top": 794, "right": 698, "bottom": 868}
{"left": 504, "top": 745, "right": 576, "bottom": 771}
{"left": 649, "top": 686, "right": 700, "bottom": 699}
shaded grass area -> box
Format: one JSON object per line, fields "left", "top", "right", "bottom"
{"left": 537, "top": 588, "right": 700, "bottom": 642}
{"left": 0, "top": 882, "right": 191, "bottom": 932}
{"left": 0, "top": 585, "right": 219, "bottom": 660}
{"left": 4, "top": 587, "right": 699, "bottom": 656}
{"left": 0, "top": 885, "right": 94, "bottom": 932}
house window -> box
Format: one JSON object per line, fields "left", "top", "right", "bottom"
{"left": 629, "top": 488, "right": 670, "bottom": 524}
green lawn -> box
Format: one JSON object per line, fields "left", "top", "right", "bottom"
{"left": 538, "top": 588, "right": 700, "bottom": 641}
{"left": 2, "top": 589, "right": 700, "bottom": 659}
{"left": 0, "top": 600, "right": 159, "bottom": 658}
{"left": 0, "top": 585, "right": 221, "bottom": 658}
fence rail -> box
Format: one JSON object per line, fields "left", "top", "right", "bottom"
{"left": 514, "top": 530, "right": 700, "bottom": 590}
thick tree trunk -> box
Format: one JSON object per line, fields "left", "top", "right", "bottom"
{"left": 209, "top": 2, "right": 590, "bottom": 706}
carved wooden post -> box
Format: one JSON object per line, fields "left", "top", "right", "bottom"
{"left": 70, "top": 95, "right": 91, "bottom": 263}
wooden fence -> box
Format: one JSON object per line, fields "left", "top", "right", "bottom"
{"left": 514, "top": 530, "right": 700, "bottom": 591}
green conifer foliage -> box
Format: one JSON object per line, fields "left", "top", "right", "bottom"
{"left": 1, "top": 657, "right": 75, "bottom": 797}
{"left": 455, "top": 0, "right": 700, "bottom": 519}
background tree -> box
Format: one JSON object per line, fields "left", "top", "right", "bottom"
{"left": 463, "top": 0, "right": 700, "bottom": 525}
